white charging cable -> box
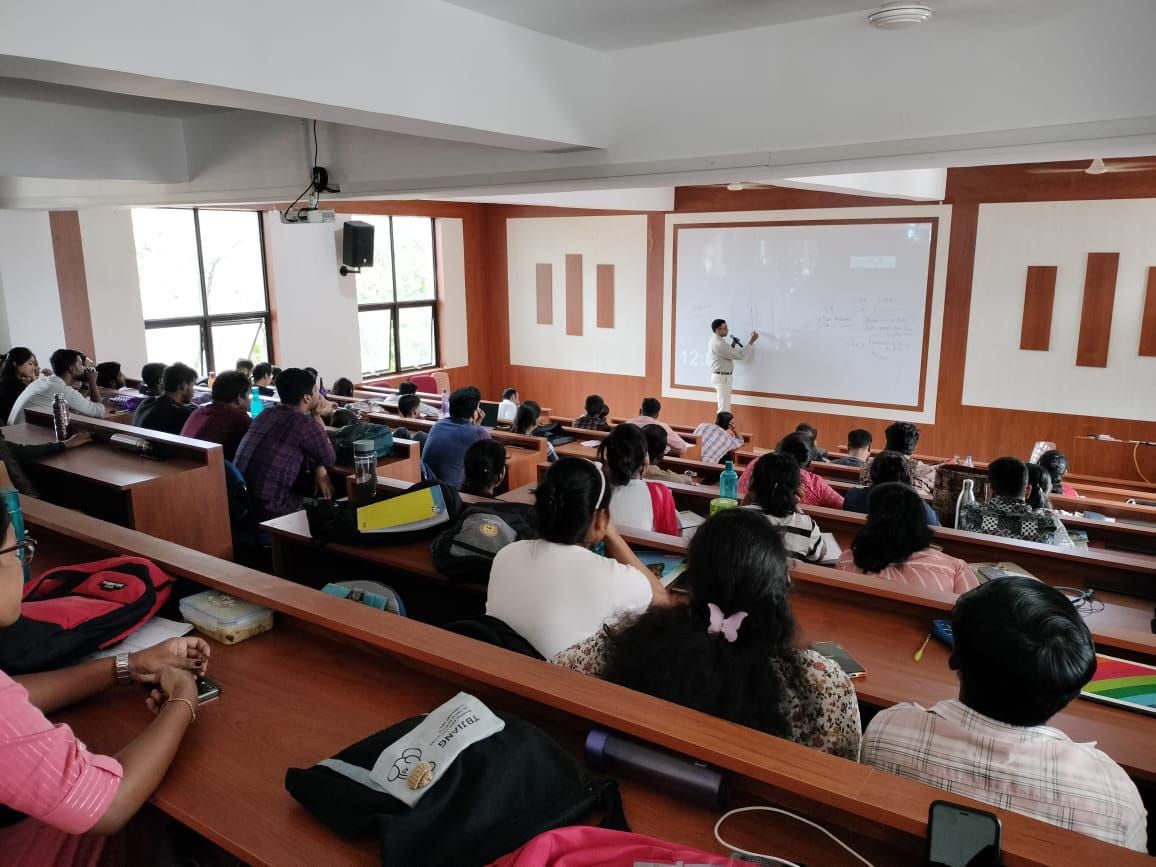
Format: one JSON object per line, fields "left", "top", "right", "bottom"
{"left": 714, "top": 805, "right": 876, "bottom": 867}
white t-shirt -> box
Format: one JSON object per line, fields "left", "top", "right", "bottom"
{"left": 497, "top": 399, "right": 518, "bottom": 423}
{"left": 607, "top": 478, "right": 655, "bottom": 533}
{"left": 9, "top": 375, "right": 106, "bottom": 425}
{"left": 486, "top": 540, "right": 653, "bottom": 659}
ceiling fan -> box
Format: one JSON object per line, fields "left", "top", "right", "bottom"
{"left": 1027, "top": 157, "right": 1156, "bottom": 175}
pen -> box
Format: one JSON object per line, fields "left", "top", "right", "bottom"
{"left": 913, "top": 634, "right": 931, "bottom": 662}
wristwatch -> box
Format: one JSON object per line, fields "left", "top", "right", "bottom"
{"left": 114, "top": 653, "right": 132, "bottom": 685}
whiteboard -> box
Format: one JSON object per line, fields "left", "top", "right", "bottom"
{"left": 671, "top": 221, "right": 935, "bottom": 408}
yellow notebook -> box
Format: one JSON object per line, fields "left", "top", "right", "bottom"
{"left": 356, "top": 487, "right": 449, "bottom": 533}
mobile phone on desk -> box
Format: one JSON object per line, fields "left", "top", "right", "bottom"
{"left": 927, "top": 800, "right": 1001, "bottom": 867}
{"left": 196, "top": 675, "right": 221, "bottom": 703}
{"left": 810, "top": 641, "right": 866, "bottom": 678}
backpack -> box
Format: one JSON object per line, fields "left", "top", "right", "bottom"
{"left": 443, "top": 615, "right": 544, "bottom": 660}
{"left": 329, "top": 422, "right": 394, "bottom": 465}
{"left": 0, "top": 556, "right": 173, "bottom": 674}
{"left": 430, "top": 502, "right": 536, "bottom": 583}
{"left": 304, "top": 480, "right": 462, "bottom": 546}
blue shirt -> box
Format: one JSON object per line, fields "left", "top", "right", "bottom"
{"left": 843, "top": 485, "right": 941, "bottom": 527}
{"left": 421, "top": 417, "right": 491, "bottom": 488}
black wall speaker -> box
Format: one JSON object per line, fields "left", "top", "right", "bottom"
{"left": 342, "top": 220, "right": 374, "bottom": 268}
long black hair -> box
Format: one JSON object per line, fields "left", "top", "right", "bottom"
{"left": 776, "top": 432, "right": 814, "bottom": 469}
{"left": 747, "top": 452, "right": 800, "bottom": 518}
{"left": 603, "top": 508, "right": 806, "bottom": 737}
{"left": 1026, "top": 463, "right": 1052, "bottom": 511}
{"left": 640, "top": 424, "right": 668, "bottom": 466}
{"left": 868, "top": 450, "right": 912, "bottom": 486}
{"left": 851, "top": 482, "right": 932, "bottom": 572}
{"left": 1037, "top": 450, "right": 1068, "bottom": 491}
{"left": 597, "top": 423, "right": 648, "bottom": 487}
{"left": 0, "top": 348, "right": 34, "bottom": 383}
{"left": 533, "top": 457, "right": 611, "bottom": 545}
{"left": 461, "top": 440, "right": 507, "bottom": 496}
{"left": 512, "top": 400, "right": 542, "bottom": 436}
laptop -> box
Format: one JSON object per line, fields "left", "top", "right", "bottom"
{"left": 478, "top": 401, "right": 500, "bottom": 428}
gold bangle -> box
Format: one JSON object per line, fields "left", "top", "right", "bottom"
{"left": 164, "top": 697, "right": 196, "bottom": 723}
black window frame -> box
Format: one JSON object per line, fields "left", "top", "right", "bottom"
{"left": 139, "top": 208, "right": 273, "bottom": 374}
{"left": 356, "top": 215, "right": 440, "bottom": 378}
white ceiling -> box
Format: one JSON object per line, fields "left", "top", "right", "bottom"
{"left": 0, "top": 75, "right": 232, "bottom": 118}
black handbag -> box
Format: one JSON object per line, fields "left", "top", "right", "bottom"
{"left": 285, "top": 709, "right": 628, "bottom": 867}
{"left": 303, "top": 480, "right": 462, "bottom": 547}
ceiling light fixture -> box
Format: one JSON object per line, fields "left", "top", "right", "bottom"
{"left": 868, "top": 2, "right": 934, "bottom": 29}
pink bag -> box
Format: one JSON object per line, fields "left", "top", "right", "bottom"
{"left": 490, "top": 826, "right": 740, "bottom": 867}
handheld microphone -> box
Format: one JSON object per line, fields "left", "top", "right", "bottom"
{"left": 730, "top": 336, "right": 743, "bottom": 349}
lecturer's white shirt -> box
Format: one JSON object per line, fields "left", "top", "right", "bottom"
{"left": 708, "top": 333, "right": 747, "bottom": 374}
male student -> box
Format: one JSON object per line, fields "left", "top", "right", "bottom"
{"left": 95, "top": 361, "right": 126, "bottom": 390}
{"left": 861, "top": 577, "right": 1146, "bottom": 851}
{"left": 251, "top": 362, "right": 276, "bottom": 396}
{"left": 236, "top": 358, "right": 254, "bottom": 378}
{"left": 831, "top": 429, "right": 873, "bottom": 467}
{"left": 497, "top": 387, "right": 519, "bottom": 425}
{"left": 133, "top": 363, "right": 197, "bottom": 435}
{"left": 708, "top": 318, "right": 758, "bottom": 413}
{"left": 692, "top": 411, "right": 744, "bottom": 464}
{"left": 574, "top": 394, "right": 612, "bottom": 432}
{"left": 234, "top": 367, "right": 335, "bottom": 521}
{"left": 859, "top": 422, "right": 936, "bottom": 495}
{"left": 957, "top": 457, "right": 1064, "bottom": 545}
{"left": 9, "top": 349, "right": 106, "bottom": 425}
{"left": 139, "top": 362, "right": 165, "bottom": 396}
{"left": 384, "top": 381, "right": 439, "bottom": 419}
{"left": 180, "top": 371, "right": 252, "bottom": 461}
{"left": 392, "top": 394, "right": 429, "bottom": 450}
{"left": 624, "top": 398, "right": 688, "bottom": 456}
{"left": 421, "top": 386, "right": 491, "bottom": 487}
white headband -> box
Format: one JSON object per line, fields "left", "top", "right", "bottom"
{"left": 585, "top": 458, "right": 607, "bottom": 507}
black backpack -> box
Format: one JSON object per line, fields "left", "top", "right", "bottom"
{"left": 304, "top": 480, "right": 462, "bottom": 547}
{"left": 430, "top": 502, "right": 536, "bottom": 583}
{"left": 329, "top": 422, "right": 394, "bottom": 465}
{"left": 443, "top": 615, "right": 545, "bottom": 660}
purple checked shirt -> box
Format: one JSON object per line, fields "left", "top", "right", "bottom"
{"left": 234, "top": 403, "right": 335, "bottom": 520}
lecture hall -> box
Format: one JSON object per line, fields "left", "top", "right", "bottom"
{"left": 2, "top": 1, "right": 1156, "bottom": 865}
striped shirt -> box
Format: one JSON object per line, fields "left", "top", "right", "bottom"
{"left": 835, "top": 547, "right": 978, "bottom": 595}
{"left": 691, "top": 422, "right": 744, "bottom": 464}
{"left": 744, "top": 506, "right": 826, "bottom": 562}
{"left": 861, "top": 699, "right": 1147, "bottom": 851}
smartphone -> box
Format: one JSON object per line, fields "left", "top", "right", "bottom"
{"left": 810, "top": 641, "right": 866, "bottom": 678}
{"left": 927, "top": 800, "right": 1001, "bottom": 867}
{"left": 196, "top": 675, "right": 221, "bottom": 703}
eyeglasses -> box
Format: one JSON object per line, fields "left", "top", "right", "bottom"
{"left": 0, "top": 536, "right": 37, "bottom": 567}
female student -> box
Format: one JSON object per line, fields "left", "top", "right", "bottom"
{"left": 836, "top": 482, "right": 978, "bottom": 595}
{"left": 736, "top": 433, "right": 843, "bottom": 508}
{"left": 486, "top": 458, "right": 671, "bottom": 659}
{"left": 459, "top": 440, "right": 507, "bottom": 497}
{"left": 1038, "top": 449, "right": 1078, "bottom": 498}
{"left": 597, "top": 423, "right": 681, "bottom": 536}
{"left": 0, "top": 348, "right": 39, "bottom": 424}
{"left": 640, "top": 424, "right": 690, "bottom": 485}
{"left": 554, "top": 509, "right": 861, "bottom": 759}
{"left": 743, "top": 451, "right": 828, "bottom": 563}
{"left": 512, "top": 400, "right": 557, "bottom": 462}
{"left": 0, "top": 510, "right": 209, "bottom": 864}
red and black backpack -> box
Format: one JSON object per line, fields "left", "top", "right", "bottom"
{"left": 0, "top": 556, "right": 173, "bottom": 675}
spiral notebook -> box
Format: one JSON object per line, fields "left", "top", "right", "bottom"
{"left": 1080, "top": 654, "right": 1156, "bottom": 716}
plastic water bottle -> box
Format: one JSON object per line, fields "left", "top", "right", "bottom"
{"left": 250, "top": 387, "right": 265, "bottom": 417}
{"left": 1, "top": 487, "right": 29, "bottom": 582}
{"left": 51, "top": 393, "right": 70, "bottom": 441}
{"left": 440, "top": 388, "right": 449, "bottom": 419}
{"left": 955, "top": 478, "right": 976, "bottom": 529}
{"left": 352, "top": 439, "right": 377, "bottom": 504}
{"left": 719, "top": 460, "right": 739, "bottom": 501}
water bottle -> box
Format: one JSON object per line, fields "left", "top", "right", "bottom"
{"left": 1, "top": 487, "right": 30, "bottom": 582}
{"left": 51, "top": 393, "right": 70, "bottom": 441}
{"left": 719, "top": 460, "right": 739, "bottom": 501}
{"left": 352, "top": 439, "right": 377, "bottom": 504}
{"left": 250, "top": 387, "right": 265, "bottom": 417}
{"left": 955, "top": 478, "right": 976, "bottom": 529}
{"left": 440, "top": 388, "right": 449, "bottom": 419}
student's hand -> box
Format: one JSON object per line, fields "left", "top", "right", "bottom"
{"left": 129, "top": 637, "right": 211, "bottom": 684}
{"left": 315, "top": 466, "right": 335, "bottom": 499}
{"left": 62, "top": 432, "right": 92, "bottom": 449}
{"left": 749, "top": 331, "right": 758, "bottom": 344}
{"left": 144, "top": 666, "right": 199, "bottom": 715}
{"left": 472, "top": 408, "right": 485, "bottom": 426}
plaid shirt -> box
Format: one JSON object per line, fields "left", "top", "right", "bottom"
{"left": 859, "top": 455, "right": 936, "bottom": 495}
{"left": 861, "top": 699, "right": 1147, "bottom": 851}
{"left": 234, "top": 403, "right": 335, "bottom": 520}
{"left": 573, "top": 413, "right": 611, "bottom": 432}
{"left": 958, "top": 496, "right": 1061, "bottom": 545}
{"left": 180, "top": 401, "right": 252, "bottom": 462}
{"left": 691, "top": 422, "right": 744, "bottom": 464}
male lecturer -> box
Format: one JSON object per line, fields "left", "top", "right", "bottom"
{"left": 708, "top": 319, "right": 758, "bottom": 413}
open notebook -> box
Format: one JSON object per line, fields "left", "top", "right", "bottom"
{"left": 1080, "top": 654, "right": 1156, "bottom": 716}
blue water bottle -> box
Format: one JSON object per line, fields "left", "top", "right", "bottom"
{"left": 1, "top": 487, "right": 30, "bottom": 582}
{"left": 250, "top": 386, "right": 265, "bottom": 417}
{"left": 719, "top": 460, "right": 739, "bottom": 501}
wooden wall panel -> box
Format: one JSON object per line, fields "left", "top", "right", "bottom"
{"left": 596, "top": 263, "right": 615, "bottom": 328}
{"left": 1140, "top": 267, "right": 1156, "bottom": 357}
{"left": 565, "top": 253, "right": 583, "bottom": 336}
{"left": 48, "top": 211, "right": 95, "bottom": 356}
{"left": 1076, "top": 252, "right": 1119, "bottom": 368}
{"left": 1020, "top": 265, "right": 1057, "bottom": 351}
{"left": 535, "top": 263, "right": 553, "bottom": 325}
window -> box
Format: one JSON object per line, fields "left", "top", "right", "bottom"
{"left": 353, "top": 215, "right": 439, "bottom": 376}
{"left": 132, "top": 208, "right": 272, "bottom": 375}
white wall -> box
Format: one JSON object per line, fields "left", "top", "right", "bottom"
{"left": 435, "top": 218, "right": 469, "bottom": 370}
{"left": 78, "top": 209, "right": 148, "bottom": 375}
{"left": 262, "top": 213, "right": 361, "bottom": 386}
{"left": 964, "top": 199, "right": 1156, "bottom": 421}
{"left": 0, "top": 210, "right": 66, "bottom": 356}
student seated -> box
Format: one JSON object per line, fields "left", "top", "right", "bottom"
{"left": 641, "top": 424, "right": 691, "bottom": 485}
{"left": 486, "top": 457, "right": 670, "bottom": 659}
{"left": 574, "top": 394, "right": 612, "bottom": 431}
{"left": 0, "top": 347, "right": 39, "bottom": 423}
{"left": 691, "top": 411, "right": 744, "bottom": 464}
{"left": 830, "top": 428, "right": 872, "bottom": 467}
{"left": 843, "top": 450, "right": 941, "bottom": 526}
{"left": 624, "top": 398, "right": 688, "bottom": 456}
{"left": 794, "top": 422, "right": 829, "bottom": 462}
{"left": 138, "top": 362, "right": 165, "bottom": 397}
{"left": 1039, "top": 449, "right": 1078, "bottom": 498}
{"left": 512, "top": 400, "right": 557, "bottom": 462}
{"left": 94, "top": 361, "right": 125, "bottom": 390}
{"left": 1026, "top": 463, "right": 1075, "bottom": 547}
{"left": 859, "top": 422, "right": 936, "bottom": 495}
{"left": 738, "top": 433, "right": 843, "bottom": 508}
{"left": 0, "top": 508, "right": 209, "bottom": 864}
{"left": 958, "top": 457, "right": 1064, "bottom": 545}
{"left": 330, "top": 377, "right": 354, "bottom": 398}
{"left": 497, "top": 387, "right": 519, "bottom": 425}
{"left": 234, "top": 367, "right": 336, "bottom": 521}
{"left": 179, "top": 370, "right": 252, "bottom": 462}
{"left": 9, "top": 349, "right": 106, "bottom": 425}
{"left": 384, "top": 381, "right": 439, "bottom": 419}
{"left": 235, "top": 358, "right": 254, "bottom": 378}
{"left": 837, "top": 483, "right": 976, "bottom": 594}
{"left": 555, "top": 508, "right": 861, "bottom": 760}
{"left": 391, "top": 394, "right": 428, "bottom": 450}
{"left": 460, "top": 440, "right": 507, "bottom": 497}
{"left": 861, "top": 577, "right": 1146, "bottom": 850}
{"left": 597, "top": 423, "right": 680, "bottom": 536}
{"left": 251, "top": 362, "right": 276, "bottom": 396}
{"left": 742, "top": 451, "right": 827, "bottom": 563}
{"left": 422, "top": 386, "right": 492, "bottom": 487}
{"left": 133, "top": 362, "right": 197, "bottom": 435}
